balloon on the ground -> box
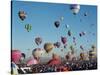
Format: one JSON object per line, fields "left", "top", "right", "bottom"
{"left": 47, "top": 53, "right": 61, "bottom": 65}
{"left": 11, "top": 50, "right": 22, "bottom": 64}
{"left": 26, "top": 58, "right": 39, "bottom": 66}
{"left": 32, "top": 48, "right": 43, "bottom": 59}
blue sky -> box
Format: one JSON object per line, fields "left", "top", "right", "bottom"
{"left": 12, "top": 1, "right": 97, "bottom": 58}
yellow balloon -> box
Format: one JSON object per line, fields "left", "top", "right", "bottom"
{"left": 44, "top": 43, "right": 54, "bottom": 53}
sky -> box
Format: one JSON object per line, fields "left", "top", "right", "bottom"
{"left": 12, "top": 1, "right": 97, "bottom": 58}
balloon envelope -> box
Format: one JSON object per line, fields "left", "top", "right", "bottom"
{"left": 68, "top": 30, "right": 71, "bottom": 36}
{"left": 54, "top": 42, "right": 61, "bottom": 48}
{"left": 32, "top": 48, "right": 43, "bottom": 59}
{"left": 54, "top": 21, "right": 60, "bottom": 28}
{"left": 44, "top": 43, "right": 54, "bottom": 53}
{"left": 70, "top": 4, "right": 80, "bottom": 15}
{"left": 27, "top": 58, "right": 38, "bottom": 66}
{"left": 35, "top": 37, "right": 42, "bottom": 45}
{"left": 61, "top": 37, "right": 67, "bottom": 44}
{"left": 11, "top": 50, "right": 22, "bottom": 64}
{"left": 25, "top": 24, "right": 32, "bottom": 32}
{"left": 47, "top": 54, "right": 61, "bottom": 65}
{"left": 18, "top": 11, "right": 26, "bottom": 21}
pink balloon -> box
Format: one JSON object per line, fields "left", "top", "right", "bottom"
{"left": 11, "top": 50, "right": 22, "bottom": 64}
{"left": 27, "top": 58, "right": 39, "bottom": 66}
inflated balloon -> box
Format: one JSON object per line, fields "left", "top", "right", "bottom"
{"left": 44, "top": 43, "right": 54, "bottom": 53}
{"left": 80, "top": 52, "right": 85, "bottom": 60}
{"left": 35, "top": 37, "right": 42, "bottom": 45}
{"left": 68, "top": 30, "right": 71, "bottom": 36}
{"left": 18, "top": 11, "right": 26, "bottom": 21}
{"left": 84, "top": 12, "right": 88, "bottom": 16}
{"left": 89, "top": 50, "right": 96, "bottom": 58}
{"left": 25, "top": 24, "right": 32, "bottom": 32}
{"left": 54, "top": 42, "right": 61, "bottom": 48}
{"left": 70, "top": 45, "right": 74, "bottom": 51}
{"left": 47, "top": 53, "right": 61, "bottom": 65}
{"left": 70, "top": 4, "right": 80, "bottom": 15}
{"left": 65, "top": 24, "right": 69, "bottom": 29}
{"left": 60, "top": 16, "right": 64, "bottom": 21}
{"left": 91, "top": 45, "right": 96, "bottom": 50}
{"left": 27, "top": 58, "right": 39, "bottom": 66}
{"left": 80, "top": 45, "right": 84, "bottom": 50}
{"left": 82, "top": 31, "right": 86, "bottom": 35}
{"left": 11, "top": 50, "right": 22, "bottom": 64}
{"left": 79, "top": 33, "right": 82, "bottom": 37}
{"left": 54, "top": 21, "right": 60, "bottom": 28}
{"left": 61, "top": 36, "right": 67, "bottom": 44}
{"left": 32, "top": 48, "right": 43, "bottom": 59}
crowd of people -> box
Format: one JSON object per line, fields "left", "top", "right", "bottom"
{"left": 17, "top": 59, "right": 97, "bottom": 74}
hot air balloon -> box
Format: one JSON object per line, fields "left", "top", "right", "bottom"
{"left": 32, "top": 48, "right": 43, "bottom": 59}
{"left": 44, "top": 43, "right": 54, "bottom": 53}
{"left": 54, "top": 21, "right": 60, "bottom": 28}
{"left": 18, "top": 11, "right": 26, "bottom": 21}
{"left": 80, "top": 52, "right": 85, "bottom": 60}
{"left": 35, "top": 37, "right": 42, "bottom": 46}
{"left": 68, "top": 30, "right": 71, "bottom": 36}
{"left": 82, "top": 31, "right": 86, "bottom": 35}
{"left": 60, "top": 16, "right": 64, "bottom": 21}
{"left": 65, "top": 24, "right": 69, "bottom": 29}
{"left": 26, "top": 58, "right": 39, "bottom": 66}
{"left": 25, "top": 24, "right": 32, "bottom": 32}
{"left": 70, "top": 45, "right": 74, "bottom": 51}
{"left": 11, "top": 50, "right": 22, "bottom": 64}
{"left": 89, "top": 50, "right": 96, "bottom": 60}
{"left": 80, "top": 45, "right": 84, "bottom": 50}
{"left": 61, "top": 36, "right": 67, "bottom": 45}
{"left": 84, "top": 12, "right": 88, "bottom": 16}
{"left": 54, "top": 42, "right": 61, "bottom": 48}
{"left": 70, "top": 4, "right": 80, "bottom": 15}
{"left": 79, "top": 33, "right": 82, "bottom": 37}
{"left": 91, "top": 45, "right": 96, "bottom": 50}
{"left": 47, "top": 53, "right": 61, "bottom": 65}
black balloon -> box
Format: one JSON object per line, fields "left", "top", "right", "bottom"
{"left": 54, "top": 21, "right": 60, "bottom": 28}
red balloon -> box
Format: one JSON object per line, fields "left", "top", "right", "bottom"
{"left": 47, "top": 59, "right": 61, "bottom": 65}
